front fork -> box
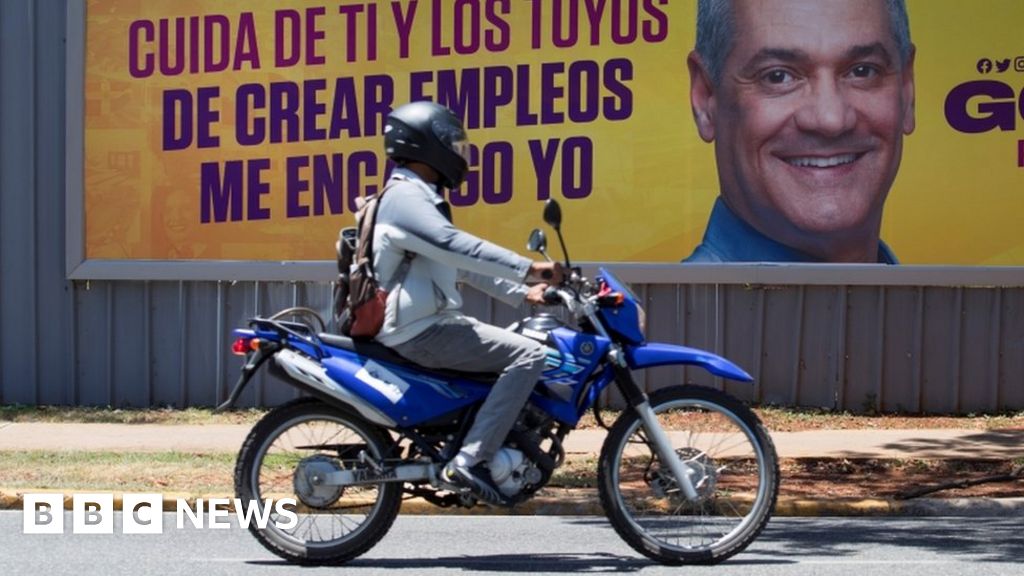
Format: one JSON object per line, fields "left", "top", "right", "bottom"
{"left": 610, "top": 351, "right": 701, "bottom": 502}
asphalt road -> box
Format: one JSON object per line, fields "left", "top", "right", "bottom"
{"left": 1, "top": 513, "right": 1022, "bottom": 576}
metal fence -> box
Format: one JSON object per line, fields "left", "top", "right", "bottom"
{"left": 3, "top": 276, "right": 1021, "bottom": 414}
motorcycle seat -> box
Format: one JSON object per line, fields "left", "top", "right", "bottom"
{"left": 318, "top": 333, "right": 499, "bottom": 384}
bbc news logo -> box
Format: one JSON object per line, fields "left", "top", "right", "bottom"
{"left": 22, "top": 493, "right": 298, "bottom": 534}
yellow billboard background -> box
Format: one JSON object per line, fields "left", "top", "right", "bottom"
{"left": 83, "top": 0, "right": 1024, "bottom": 265}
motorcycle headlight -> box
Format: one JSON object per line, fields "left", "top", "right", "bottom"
{"left": 636, "top": 302, "right": 647, "bottom": 334}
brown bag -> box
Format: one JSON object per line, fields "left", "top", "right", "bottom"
{"left": 346, "top": 222, "right": 386, "bottom": 339}
{"left": 335, "top": 183, "right": 412, "bottom": 339}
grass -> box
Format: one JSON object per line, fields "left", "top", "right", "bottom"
{"left": 0, "top": 450, "right": 236, "bottom": 494}
{"left": 4, "top": 450, "right": 1016, "bottom": 498}
{"left": 3, "top": 404, "right": 1023, "bottom": 431}
{"left": 0, "top": 449, "right": 602, "bottom": 494}
{"left": 2, "top": 405, "right": 1019, "bottom": 498}
{"left": 0, "top": 405, "right": 267, "bottom": 425}
{"left": 550, "top": 457, "right": 600, "bottom": 488}
{"left": 576, "top": 405, "right": 1024, "bottom": 432}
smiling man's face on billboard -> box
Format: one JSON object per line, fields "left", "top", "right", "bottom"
{"left": 689, "top": 0, "right": 916, "bottom": 263}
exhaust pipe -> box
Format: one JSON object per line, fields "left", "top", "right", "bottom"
{"left": 275, "top": 349, "right": 396, "bottom": 427}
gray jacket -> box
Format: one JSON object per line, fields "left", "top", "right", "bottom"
{"left": 371, "top": 167, "right": 533, "bottom": 346}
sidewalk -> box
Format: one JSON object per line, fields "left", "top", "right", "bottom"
{"left": 2, "top": 422, "right": 1022, "bottom": 459}
{"left": 1, "top": 422, "right": 1022, "bottom": 516}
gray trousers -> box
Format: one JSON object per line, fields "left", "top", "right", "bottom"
{"left": 390, "top": 315, "right": 547, "bottom": 463}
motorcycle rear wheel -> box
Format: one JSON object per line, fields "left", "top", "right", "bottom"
{"left": 234, "top": 397, "right": 402, "bottom": 565}
{"left": 598, "top": 385, "right": 779, "bottom": 565}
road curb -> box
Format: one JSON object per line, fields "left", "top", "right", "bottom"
{"left": 3, "top": 487, "right": 1022, "bottom": 517}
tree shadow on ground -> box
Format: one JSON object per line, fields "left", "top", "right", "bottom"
{"left": 753, "top": 517, "right": 1024, "bottom": 563}
{"left": 838, "top": 429, "right": 1024, "bottom": 460}
{"left": 243, "top": 517, "right": 1022, "bottom": 570}
{"left": 250, "top": 551, "right": 793, "bottom": 572}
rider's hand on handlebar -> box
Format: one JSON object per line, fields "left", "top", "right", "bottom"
{"left": 525, "top": 283, "right": 551, "bottom": 305}
{"left": 528, "top": 261, "right": 565, "bottom": 285}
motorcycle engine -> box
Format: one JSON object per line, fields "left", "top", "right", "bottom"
{"left": 489, "top": 447, "right": 543, "bottom": 497}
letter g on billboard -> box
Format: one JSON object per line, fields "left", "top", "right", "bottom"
{"left": 944, "top": 80, "right": 1020, "bottom": 133}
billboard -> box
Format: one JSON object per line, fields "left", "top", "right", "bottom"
{"left": 71, "top": 0, "right": 1024, "bottom": 279}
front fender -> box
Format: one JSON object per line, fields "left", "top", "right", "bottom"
{"left": 624, "top": 342, "right": 753, "bottom": 382}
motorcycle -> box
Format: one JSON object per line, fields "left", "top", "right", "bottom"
{"left": 220, "top": 199, "right": 779, "bottom": 566}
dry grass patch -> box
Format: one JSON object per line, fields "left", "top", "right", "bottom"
{"left": 0, "top": 451, "right": 236, "bottom": 494}
{"left": 576, "top": 407, "right": 1024, "bottom": 432}
{"left": 0, "top": 405, "right": 266, "bottom": 425}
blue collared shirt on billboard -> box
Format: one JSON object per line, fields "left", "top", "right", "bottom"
{"left": 682, "top": 198, "right": 898, "bottom": 264}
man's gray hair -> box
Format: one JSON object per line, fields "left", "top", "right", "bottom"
{"left": 695, "top": 0, "right": 913, "bottom": 85}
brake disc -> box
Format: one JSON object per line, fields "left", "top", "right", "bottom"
{"left": 648, "top": 447, "right": 718, "bottom": 502}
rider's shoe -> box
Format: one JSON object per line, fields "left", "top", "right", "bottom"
{"left": 442, "top": 460, "right": 513, "bottom": 507}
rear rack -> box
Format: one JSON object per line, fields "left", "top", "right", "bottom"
{"left": 249, "top": 307, "right": 329, "bottom": 358}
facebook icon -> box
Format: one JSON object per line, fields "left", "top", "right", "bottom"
{"left": 976, "top": 58, "right": 993, "bottom": 74}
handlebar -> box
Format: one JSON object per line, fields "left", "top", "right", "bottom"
{"left": 542, "top": 286, "right": 562, "bottom": 305}
{"left": 540, "top": 283, "right": 616, "bottom": 343}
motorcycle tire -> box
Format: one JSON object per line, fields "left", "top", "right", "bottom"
{"left": 234, "top": 397, "right": 402, "bottom": 565}
{"left": 598, "top": 385, "right": 779, "bottom": 565}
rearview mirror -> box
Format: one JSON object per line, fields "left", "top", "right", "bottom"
{"left": 543, "top": 199, "right": 562, "bottom": 230}
{"left": 527, "top": 229, "right": 547, "bottom": 253}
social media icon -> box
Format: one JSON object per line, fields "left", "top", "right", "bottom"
{"left": 995, "top": 58, "right": 1011, "bottom": 73}
{"left": 977, "top": 58, "right": 993, "bottom": 74}
{"left": 1015, "top": 56, "right": 1024, "bottom": 72}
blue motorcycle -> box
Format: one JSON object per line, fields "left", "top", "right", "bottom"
{"left": 222, "top": 199, "right": 779, "bottom": 566}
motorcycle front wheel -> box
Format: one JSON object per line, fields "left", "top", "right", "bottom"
{"left": 598, "top": 385, "right": 779, "bottom": 565}
{"left": 234, "top": 397, "right": 402, "bottom": 565}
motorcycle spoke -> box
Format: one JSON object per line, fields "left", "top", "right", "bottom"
{"left": 252, "top": 416, "right": 387, "bottom": 546}
{"left": 611, "top": 399, "right": 769, "bottom": 553}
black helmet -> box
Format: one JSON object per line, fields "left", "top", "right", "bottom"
{"left": 384, "top": 101, "right": 470, "bottom": 189}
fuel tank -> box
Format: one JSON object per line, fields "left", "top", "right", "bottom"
{"left": 511, "top": 314, "right": 610, "bottom": 411}
{"left": 510, "top": 313, "right": 568, "bottom": 345}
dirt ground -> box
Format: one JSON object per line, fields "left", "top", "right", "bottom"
{"left": 569, "top": 408, "right": 1024, "bottom": 500}
{"left": 578, "top": 409, "right": 1024, "bottom": 500}
{"left": 779, "top": 458, "right": 1024, "bottom": 500}
{"left": 751, "top": 409, "right": 1024, "bottom": 433}
{"left": 550, "top": 456, "right": 1024, "bottom": 501}
{"left": 750, "top": 409, "right": 1024, "bottom": 500}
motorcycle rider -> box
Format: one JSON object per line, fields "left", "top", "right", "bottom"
{"left": 372, "top": 101, "right": 564, "bottom": 505}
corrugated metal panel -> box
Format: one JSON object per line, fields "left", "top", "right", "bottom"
{"left": 1000, "top": 289, "right": 1024, "bottom": 410}
{"left": 52, "top": 281, "right": 1024, "bottom": 413}
{"left": 880, "top": 287, "right": 918, "bottom": 412}
{"left": 1, "top": 1, "right": 1022, "bottom": 414}
{"left": 1, "top": 0, "right": 72, "bottom": 407}
{"left": 921, "top": 288, "right": 960, "bottom": 413}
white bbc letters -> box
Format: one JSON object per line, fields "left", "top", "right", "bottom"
{"left": 22, "top": 493, "right": 64, "bottom": 534}
{"left": 23, "top": 493, "right": 297, "bottom": 533}
{"left": 73, "top": 493, "right": 114, "bottom": 534}
{"left": 122, "top": 493, "right": 164, "bottom": 534}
